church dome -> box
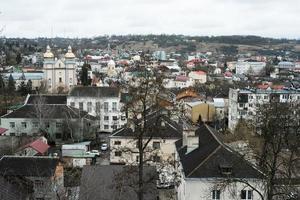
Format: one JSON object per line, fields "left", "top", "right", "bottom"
{"left": 43, "top": 45, "right": 54, "bottom": 58}
{"left": 65, "top": 45, "right": 75, "bottom": 59}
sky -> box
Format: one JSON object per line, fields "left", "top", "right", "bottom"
{"left": 1, "top": 0, "right": 300, "bottom": 38}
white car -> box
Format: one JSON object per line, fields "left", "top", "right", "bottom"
{"left": 86, "top": 150, "right": 100, "bottom": 156}
{"left": 100, "top": 143, "right": 108, "bottom": 151}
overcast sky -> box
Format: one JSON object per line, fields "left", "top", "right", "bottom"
{"left": 1, "top": 0, "right": 300, "bottom": 38}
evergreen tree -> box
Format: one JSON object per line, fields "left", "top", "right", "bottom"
{"left": 8, "top": 74, "right": 15, "bottom": 92}
{"left": 26, "top": 79, "right": 32, "bottom": 94}
{"left": 80, "top": 63, "right": 89, "bottom": 86}
{"left": 18, "top": 81, "right": 27, "bottom": 96}
{"left": 0, "top": 74, "right": 5, "bottom": 90}
{"left": 16, "top": 52, "right": 22, "bottom": 64}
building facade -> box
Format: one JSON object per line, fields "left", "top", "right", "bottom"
{"left": 67, "top": 86, "right": 127, "bottom": 133}
{"left": 228, "top": 88, "right": 300, "bottom": 131}
{"left": 43, "top": 45, "right": 77, "bottom": 93}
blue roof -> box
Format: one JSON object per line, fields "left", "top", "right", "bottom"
{"left": 4, "top": 72, "right": 44, "bottom": 80}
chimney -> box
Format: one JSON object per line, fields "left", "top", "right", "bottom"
{"left": 182, "top": 122, "right": 199, "bottom": 153}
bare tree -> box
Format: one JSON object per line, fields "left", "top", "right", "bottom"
{"left": 223, "top": 101, "right": 300, "bottom": 200}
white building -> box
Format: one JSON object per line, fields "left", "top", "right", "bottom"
{"left": 188, "top": 71, "right": 207, "bottom": 84}
{"left": 43, "top": 45, "right": 77, "bottom": 93}
{"left": 67, "top": 86, "right": 126, "bottom": 133}
{"left": 164, "top": 76, "right": 194, "bottom": 89}
{"left": 176, "top": 124, "right": 265, "bottom": 200}
{"left": 235, "top": 61, "right": 266, "bottom": 76}
{"left": 109, "top": 112, "right": 182, "bottom": 165}
{"left": 228, "top": 88, "right": 300, "bottom": 131}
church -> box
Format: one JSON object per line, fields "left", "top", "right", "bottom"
{"left": 43, "top": 45, "right": 77, "bottom": 93}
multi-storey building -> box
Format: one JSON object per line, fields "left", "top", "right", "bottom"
{"left": 43, "top": 45, "right": 77, "bottom": 93}
{"left": 67, "top": 86, "right": 127, "bottom": 133}
{"left": 228, "top": 88, "right": 300, "bottom": 131}
{"left": 235, "top": 60, "right": 266, "bottom": 76}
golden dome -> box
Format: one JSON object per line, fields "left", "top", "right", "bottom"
{"left": 43, "top": 45, "right": 54, "bottom": 58}
{"left": 65, "top": 45, "right": 75, "bottom": 59}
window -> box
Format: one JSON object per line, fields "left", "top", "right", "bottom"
{"left": 212, "top": 190, "right": 220, "bottom": 200}
{"left": 46, "top": 122, "right": 50, "bottom": 128}
{"left": 121, "top": 116, "right": 126, "bottom": 121}
{"left": 70, "top": 102, "right": 75, "bottom": 107}
{"left": 87, "top": 102, "right": 92, "bottom": 112}
{"left": 136, "top": 155, "right": 139, "bottom": 162}
{"left": 282, "top": 94, "right": 288, "bottom": 99}
{"left": 113, "top": 116, "right": 118, "bottom": 121}
{"left": 257, "top": 96, "right": 261, "bottom": 100}
{"left": 152, "top": 155, "right": 161, "bottom": 162}
{"left": 219, "top": 165, "right": 232, "bottom": 175}
{"left": 239, "top": 103, "right": 243, "bottom": 108}
{"left": 104, "top": 125, "right": 109, "bottom": 129}
{"left": 241, "top": 190, "right": 253, "bottom": 199}
{"left": 9, "top": 122, "right": 15, "bottom": 128}
{"left": 96, "top": 102, "right": 101, "bottom": 112}
{"left": 21, "top": 122, "right": 27, "bottom": 128}
{"left": 112, "top": 102, "right": 117, "bottom": 111}
{"left": 104, "top": 116, "right": 109, "bottom": 121}
{"left": 10, "top": 133, "right": 15, "bottom": 136}
{"left": 112, "top": 125, "right": 117, "bottom": 130}
{"left": 104, "top": 102, "right": 109, "bottom": 112}
{"left": 55, "top": 133, "right": 62, "bottom": 139}
{"left": 21, "top": 133, "right": 27, "bottom": 137}
{"left": 59, "top": 77, "right": 62, "bottom": 83}
{"left": 56, "top": 122, "right": 62, "bottom": 128}
{"left": 152, "top": 142, "right": 160, "bottom": 149}
{"left": 115, "top": 151, "right": 122, "bottom": 157}
{"left": 249, "top": 103, "right": 253, "bottom": 107}
{"left": 79, "top": 102, "right": 83, "bottom": 111}
{"left": 34, "top": 180, "right": 44, "bottom": 187}
{"left": 32, "top": 122, "right": 39, "bottom": 128}
{"left": 264, "top": 95, "right": 268, "bottom": 99}
{"left": 114, "top": 141, "right": 121, "bottom": 145}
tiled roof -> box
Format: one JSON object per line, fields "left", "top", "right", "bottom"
{"left": 69, "top": 86, "right": 119, "bottom": 98}
{"left": 1, "top": 105, "right": 96, "bottom": 120}
{"left": 25, "top": 139, "right": 49, "bottom": 154}
{"left": 176, "top": 125, "right": 263, "bottom": 179}
{"left": 26, "top": 94, "right": 67, "bottom": 105}
{"left": 0, "top": 156, "right": 59, "bottom": 177}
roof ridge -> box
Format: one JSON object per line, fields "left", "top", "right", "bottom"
{"left": 187, "top": 145, "right": 222, "bottom": 177}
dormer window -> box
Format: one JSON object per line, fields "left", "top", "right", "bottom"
{"left": 219, "top": 164, "right": 232, "bottom": 175}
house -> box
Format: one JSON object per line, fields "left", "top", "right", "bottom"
{"left": 176, "top": 125, "right": 265, "bottom": 200}
{"left": 164, "top": 76, "right": 194, "bottom": 89}
{"left": 185, "top": 101, "right": 215, "bottom": 123}
{"left": 0, "top": 94, "right": 97, "bottom": 141}
{"left": 188, "top": 71, "right": 207, "bottom": 84}
{"left": 110, "top": 111, "right": 182, "bottom": 165}
{"left": 15, "top": 136, "right": 49, "bottom": 156}
{"left": 0, "top": 156, "right": 64, "bottom": 200}
{"left": 79, "top": 165, "right": 158, "bottom": 200}
{"left": 235, "top": 60, "right": 266, "bottom": 76}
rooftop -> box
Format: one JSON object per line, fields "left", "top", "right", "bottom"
{"left": 69, "top": 86, "right": 119, "bottom": 98}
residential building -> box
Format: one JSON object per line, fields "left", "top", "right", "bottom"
{"left": 0, "top": 94, "right": 96, "bottom": 141}
{"left": 43, "top": 45, "right": 77, "bottom": 93}
{"left": 185, "top": 101, "right": 215, "bottom": 123}
{"left": 228, "top": 88, "right": 300, "bottom": 131}
{"left": 176, "top": 125, "right": 265, "bottom": 200}
{"left": 67, "top": 86, "right": 126, "bottom": 133}
{"left": 0, "top": 156, "right": 64, "bottom": 200}
{"left": 109, "top": 112, "right": 182, "bottom": 165}
{"left": 15, "top": 137, "right": 49, "bottom": 156}
{"left": 235, "top": 60, "right": 266, "bottom": 76}
{"left": 188, "top": 70, "right": 207, "bottom": 84}
{"left": 164, "top": 76, "right": 194, "bottom": 89}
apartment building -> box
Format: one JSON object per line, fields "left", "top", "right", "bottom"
{"left": 228, "top": 88, "right": 300, "bottom": 131}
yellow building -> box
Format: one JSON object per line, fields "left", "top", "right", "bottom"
{"left": 185, "top": 101, "right": 215, "bottom": 123}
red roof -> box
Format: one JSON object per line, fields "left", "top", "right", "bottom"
{"left": 257, "top": 84, "right": 269, "bottom": 90}
{"left": 0, "top": 128, "right": 8, "bottom": 135}
{"left": 175, "top": 75, "right": 189, "bottom": 82}
{"left": 26, "top": 139, "right": 49, "bottom": 154}
{"left": 194, "top": 70, "right": 207, "bottom": 75}
{"left": 224, "top": 71, "right": 232, "bottom": 77}
{"left": 272, "top": 85, "right": 284, "bottom": 90}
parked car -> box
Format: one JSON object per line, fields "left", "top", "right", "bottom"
{"left": 86, "top": 150, "right": 100, "bottom": 156}
{"left": 100, "top": 143, "right": 108, "bottom": 151}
